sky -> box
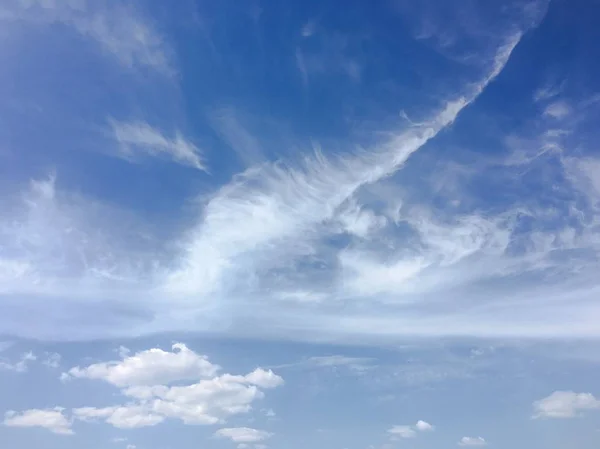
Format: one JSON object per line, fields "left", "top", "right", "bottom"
{"left": 0, "top": 0, "right": 600, "bottom": 448}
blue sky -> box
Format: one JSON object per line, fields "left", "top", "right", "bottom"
{"left": 1, "top": 0, "right": 600, "bottom": 448}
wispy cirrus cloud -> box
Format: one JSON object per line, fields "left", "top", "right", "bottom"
{"left": 110, "top": 119, "right": 207, "bottom": 171}
{"left": 0, "top": 0, "right": 174, "bottom": 74}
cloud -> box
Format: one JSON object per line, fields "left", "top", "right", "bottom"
{"left": 42, "top": 352, "right": 61, "bottom": 369}
{"left": 215, "top": 427, "right": 273, "bottom": 443}
{"left": 388, "top": 420, "right": 434, "bottom": 439}
{"left": 415, "top": 420, "right": 434, "bottom": 431}
{"left": 533, "top": 391, "right": 600, "bottom": 419}
{"left": 387, "top": 425, "right": 416, "bottom": 438}
{"left": 459, "top": 437, "right": 487, "bottom": 446}
{"left": 3, "top": 407, "right": 73, "bottom": 435}
{"left": 110, "top": 120, "right": 207, "bottom": 171}
{"left": 0, "top": 351, "right": 36, "bottom": 372}
{"left": 0, "top": 0, "right": 173, "bottom": 74}
{"left": 65, "top": 343, "right": 219, "bottom": 387}
{"left": 57, "top": 344, "right": 284, "bottom": 428}
{"left": 164, "top": 32, "right": 523, "bottom": 300}
{"left": 209, "top": 107, "right": 264, "bottom": 166}
{"left": 274, "top": 355, "right": 374, "bottom": 372}
{"left": 543, "top": 101, "right": 571, "bottom": 119}
{"left": 73, "top": 405, "right": 164, "bottom": 429}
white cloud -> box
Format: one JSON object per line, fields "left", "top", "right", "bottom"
{"left": 126, "top": 445, "right": 136, "bottom": 449}
{"left": 65, "top": 343, "right": 219, "bottom": 387}
{"left": 0, "top": 351, "right": 36, "bottom": 372}
{"left": 533, "top": 391, "right": 600, "bottom": 419}
{"left": 337, "top": 202, "right": 387, "bottom": 238}
{"left": 459, "top": 437, "right": 487, "bottom": 446}
{"left": 0, "top": 0, "right": 173, "bottom": 74}
{"left": 215, "top": 427, "right": 273, "bottom": 443}
{"left": 415, "top": 420, "right": 434, "bottom": 431}
{"left": 164, "top": 33, "right": 521, "bottom": 300}
{"left": 387, "top": 425, "right": 416, "bottom": 438}
{"left": 244, "top": 368, "right": 285, "bottom": 389}
{"left": 42, "top": 352, "right": 61, "bottom": 368}
{"left": 73, "top": 405, "right": 164, "bottom": 429}
{"left": 59, "top": 344, "right": 284, "bottom": 429}
{"left": 387, "top": 420, "right": 434, "bottom": 440}
{"left": 543, "top": 101, "right": 571, "bottom": 119}
{"left": 3, "top": 407, "right": 73, "bottom": 435}
{"left": 110, "top": 120, "right": 207, "bottom": 171}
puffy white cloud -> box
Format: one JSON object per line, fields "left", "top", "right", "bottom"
{"left": 244, "top": 368, "right": 284, "bottom": 389}
{"left": 415, "top": 420, "right": 434, "bottom": 431}
{"left": 215, "top": 427, "right": 273, "bottom": 443}
{"left": 110, "top": 120, "right": 206, "bottom": 171}
{"left": 459, "top": 437, "right": 487, "bottom": 446}
{"left": 3, "top": 407, "right": 72, "bottom": 435}
{"left": 387, "top": 425, "right": 416, "bottom": 438}
{"left": 61, "top": 344, "right": 284, "bottom": 429}
{"left": 65, "top": 343, "right": 219, "bottom": 387}
{"left": 533, "top": 391, "right": 600, "bottom": 419}
{"left": 388, "top": 420, "right": 434, "bottom": 440}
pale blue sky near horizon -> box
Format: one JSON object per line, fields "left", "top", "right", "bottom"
{"left": 1, "top": 0, "right": 600, "bottom": 448}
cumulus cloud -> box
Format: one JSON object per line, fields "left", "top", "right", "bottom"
{"left": 64, "top": 343, "right": 219, "bottom": 386}
{"left": 215, "top": 427, "right": 273, "bottom": 443}
{"left": 388, "top": 420, "right": 434, "bottom": 439}
{"left": 3, "top": 407, "right": 73, "bottom": 435}
{"left": 533, "top": 391, "right": 600, "bottom": 419}
{"left": 58, "top": 344, "right": 283, "bottom": 429}
{"left": 7, "top": 344, "right": 284, "bottom": 435}
{"left": 415, "top": 420, "right": 434, "bottom": 431}
{"left": 110, "top": 120, "right": 207, "bottom": 171}
{"left": 458, "top": 437, "right": 487, "bottom": 446}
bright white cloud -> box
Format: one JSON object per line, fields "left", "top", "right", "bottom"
{"left": 59, "top": 344, "right": 284, "bottom": 429}
{"left": 415, "top": 420, "right": 434, "bottom": 431}
{"left": 215, "top": 427, "right": 273, "bottom": 443}
{"left": 388, "top": 420, "right": 434, "bottom": 439}
{"left": 65, "top": 343, "right": 219, "bottom": 387}
{"left": 533, "top": 391, "right": 600, "bottom": 419}
{"left": 3, "top": 407, "right": 73, "bottom": 435}
{"left": 110, "top": 120, "right": 207, "bottom": 171}
{"left": 459, "top": 437, "right": 487, "bottom": 446}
